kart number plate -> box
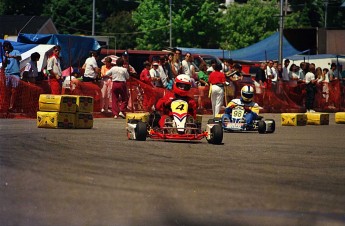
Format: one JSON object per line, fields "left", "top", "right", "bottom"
{"left": 232, "top": 109, "right": 244, "bottom": 119}
{"left": 226, "top": 123, "right": 244, "bottom": 130}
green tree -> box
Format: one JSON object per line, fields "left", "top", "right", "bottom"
{"left": 101, "top": 11, "right": 137, "bottom": 49}
{"left": 288, "top": 0, "right": 324, "bottom": 28}
{"left": 0, "top": 0, "right": 47, "bottom": 15}
{"left": 43, "top": 0, "right": 96, "bottom": 35}
{"left": 218, "top": 0, "right": 279, "bottom": 50}
{"left": 132, "top": 0, "right": 221, "bottom": 50}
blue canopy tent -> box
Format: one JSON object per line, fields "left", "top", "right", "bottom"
{"left": 0, "top": 39, "right": 37, "bottom": 63}
{"left": 178, "top": 32, "right": 304, "bottom": 62}
{"left": 17, "top": 34, "right": 101, "bottom": 69}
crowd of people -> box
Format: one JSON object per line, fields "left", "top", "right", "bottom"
{"left": 1, "top": 41, "right": 345, "bottom": 117}
{"left": 255, "top": 59, "right": 345, "bottom": 112}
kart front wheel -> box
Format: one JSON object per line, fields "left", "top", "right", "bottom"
{"left": 258, "top": 120, "right": 266, "bottom": 134}
{"left": 135, "top": 121, "right": 147, "bottom": 141}
{"left": 207, "top": 124, "right": 223, "bottom": 145}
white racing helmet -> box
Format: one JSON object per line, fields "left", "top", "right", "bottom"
{"left": 241, "top": 85, "right": 254, "bottom": 102}
{"left": 173, "top": 74, "right": 192, "bottom": 96}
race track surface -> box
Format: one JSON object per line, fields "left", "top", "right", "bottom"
{"left": 1, "top": 114, "right": 345, "bottom": 226}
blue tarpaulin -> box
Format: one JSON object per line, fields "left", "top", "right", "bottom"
{"left": 17, "top": 34, "right": 101, "bottom": 69}
{"left": 178, "top": 32, "right": 303, "bottom": 62}
{"left": 0, "top": 39, "right": 37, "bottom": 63}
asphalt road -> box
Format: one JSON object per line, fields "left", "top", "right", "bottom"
{"left": 1, "top": 114, "right": 345, "bottom": 226}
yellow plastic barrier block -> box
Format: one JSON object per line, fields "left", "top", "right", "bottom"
{"left": 75, "top": 112, "right": 93, "bottom": 129}
{"left": 281, "top": 113, "right": 307, "bottom": 126}
{"left": 335, "top": 112, "right": 345, "bottom": 124}
{"left": 37, "top": 111, "right": 75, "bottom": 129}
{"left": 73, "top": 95, "right": 94, "bottom": 113}
{"left": 39, "top": 94, "right": 77, "bottom": 113}
{"left": 306, "top": 113, "right": 329, "bottom": 125}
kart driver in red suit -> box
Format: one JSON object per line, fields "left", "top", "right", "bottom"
{"left": 155, "top": 74, "right": 197, "bottom": 128}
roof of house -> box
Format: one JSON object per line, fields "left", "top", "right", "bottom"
{"left": 0, "top": 15, "right": 58, "bottom": 36}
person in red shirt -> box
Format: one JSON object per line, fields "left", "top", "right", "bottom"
{"left": 208, "top": 63, "right": 226, "bottom": 117}
{"left": 139, "top": 61, "right": 155, "bottom": 111}
{"left": 156, "top": 74, "right": 196, "bottom": 128}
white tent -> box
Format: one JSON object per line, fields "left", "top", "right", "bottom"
{"left": 20, "top": 44, "right": 55, "bottom": 72}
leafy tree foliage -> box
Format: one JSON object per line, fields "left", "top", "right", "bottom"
{"left": 0, "top": 0, "right": 47, "bottom": 15}
{"left": 132, "top": 0, "right": 221, "bottom": 50}
{"left": 42, "top": 0, "right": 96, "bottom": 35}
{"left": 101, "top": 11, "right": 137, "bottom": 49}
{"left": 218, "top": 0, "right": 279, "bottom": 50}
{"left": 288, "top": 0, "right": 345, "bottom": 29}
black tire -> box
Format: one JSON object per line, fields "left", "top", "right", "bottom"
{"left": 135, "top": 121, "right": 147, "bottom": 141}
{"left": 265, "top": 119, "right": 275, "bottom": 133}
{"left": 207, "top": 124, "right": 223, "bottom": 144}
{"left": 258, "top": 120, "right": 266, "bottom": 134}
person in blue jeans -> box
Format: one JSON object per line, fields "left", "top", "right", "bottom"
{"left": 2, "top": 41, "right": 22, "bottom": 112}
{"left": 222, "top": 85, "right": 259, "bottom": 128}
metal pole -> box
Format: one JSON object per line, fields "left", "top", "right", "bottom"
{"left": 92, "top": 0, "right": 95, "bottom": 36}
{"left": 324, "top": 0, "right": 328, "bottom": 28}
{"left": 169, "top": 0, "right": 172, "bottom": 47}
{"left": 279, "top": 0, "right": 284, "bottom": 64}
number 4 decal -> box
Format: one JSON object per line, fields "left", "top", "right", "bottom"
{"left": 175, "top": 104, "right": 185, "bottom": 111}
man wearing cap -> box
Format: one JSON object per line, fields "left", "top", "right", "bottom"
{"left": 150, "top": 61, "right": 163, "bottom": 87}
{"left": 2, "top": 41, "right": 22, "bottom": 112}
{"left": 122, "top": 51, "right": 137, "bottom": 78}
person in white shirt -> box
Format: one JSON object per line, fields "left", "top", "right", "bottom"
{"left": 83, "top": 51, "right": 100, "bottom": 82}
{"left": 106, "top": 58, "right": 130, "bottom": 119}
{"left": 22, "top": 52, "right": 40, "bottom": 83}
{"left": 150, "top": 61, "right": 163, "bottom": 87}
{"left": 305, "top": 63, "right": 317, "bottom": 112}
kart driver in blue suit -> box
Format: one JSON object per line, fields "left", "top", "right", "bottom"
{"left": 223, "top": 85, "right": 260, "bottom": 128}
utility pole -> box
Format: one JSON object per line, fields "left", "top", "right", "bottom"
{"left": 279, "top": 0, "right": 284, "bottom": 64}
{"left": 92, "top": 0, "right": 95, "bottom": 36}
{"left": 169, "top": 0, "right": 172, "bottom": 48}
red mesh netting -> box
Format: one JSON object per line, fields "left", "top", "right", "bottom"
{"left": 1, "top": 69, "right": 344, "bottom": 118}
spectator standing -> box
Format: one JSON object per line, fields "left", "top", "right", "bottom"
{"left": 298, "top": 62, "right": 306, "bottom": 81}
{"left": 140, "top": 61, "right": 155, "bottom": 111}
{"left": 197, "top": 62, "right": 209, "bottom": 109}
{"left": 207, "top": 59, "right": 217, "bottom": 74}
{"left": 255, "top": 62, "right": 267, "bottom": 86}
{"left": 282, "top": 59, "right": 290, "bottom": 82}
{"left": 305, "top": 64, "right": 317, "bottom": 112}
{"left": 172, "top": 48, "right": 182, "bottom": 78}
{"left": 106, "top": 58, "right": 129, "bottom": 119}
{"left": 22, "top": 52, "right": 40, "bottom": 83}
{"left": 165, "top": 52, "right": 175, "bottom": 84}
{"left": 100, "top": 57, "right": 113, "bottom": 113}
{"left": 2, "top": 41, "right": 22, "bottom": 112}
{"left": 265, "top": 60, "right": 273, "bottom": 80}
{"left": 182, "top": 52, "right": 193, "bottom": 77}
{"left": 83, "top": 51, "right": 100, "bottom": 82}
{"left": 321, "top": 68, "right": 330, "bottom": 104}
{"left": 150, "top": 61, "right": 163, "bottom": 88}
{"left": 122, "top": 51, "right": 137, "bottom": 78}
{"left": 329, "top": 63, "right": 337, "bottom": 81}
{"left": 158, "top": 56, "right": 168, "bottom": 88}
{"left": 208, "top": 63, "right": 226, "bottom": 117}
{"left": 47, "top": 45, "right": 62, "bottom": 94}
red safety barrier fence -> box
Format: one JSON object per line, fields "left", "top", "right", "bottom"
{"left": 1, "top": 69, "right": 344, "bottom": 118}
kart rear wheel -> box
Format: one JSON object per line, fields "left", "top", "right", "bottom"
{"left": 265, "top": 119, "right": 275, "bottom": 133}
{"left": 135, "top": 121, "right": 147, "bottom": 141}
{"left": 258, "top": 120, "right": 266, "bottom": 134}
{"left": 207, "top": 124, "right": 223, "bottom": 144}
